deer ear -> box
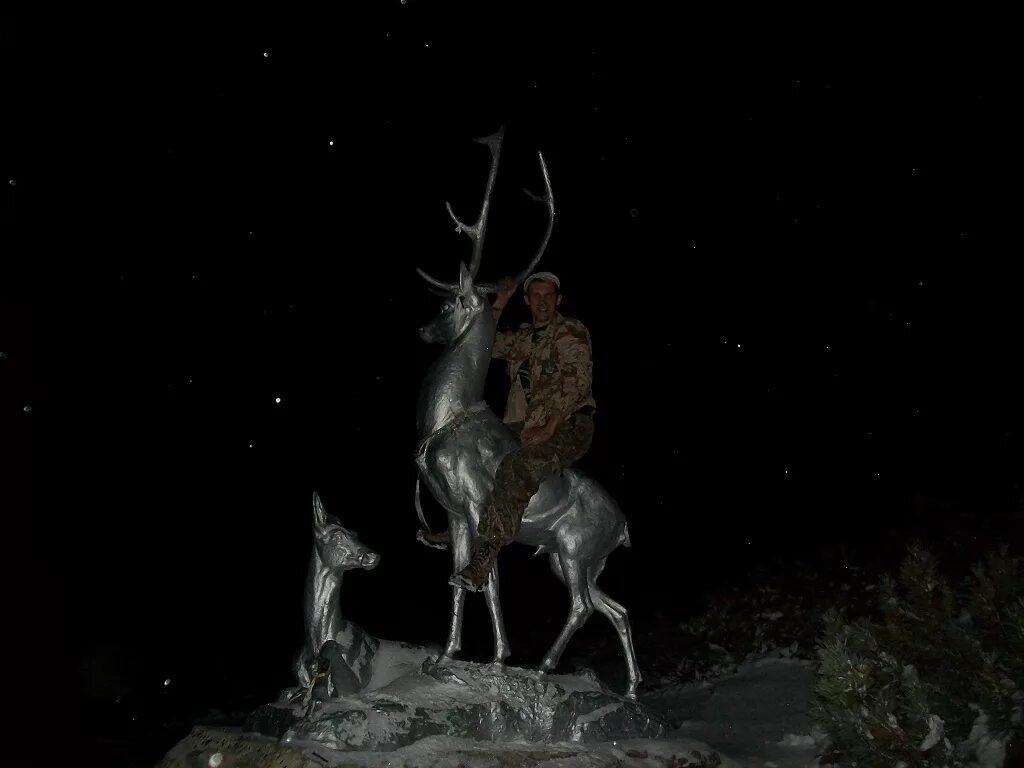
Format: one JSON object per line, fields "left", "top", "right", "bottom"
{"left": 458, "top": 262, "right": 473, "bottom": 293}
{"left": 313, "top": 491, "right": 327, "bottom": 529}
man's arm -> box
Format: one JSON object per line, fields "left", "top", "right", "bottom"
{"left": 490, "top": 276, "right": 517, "bottom": 360}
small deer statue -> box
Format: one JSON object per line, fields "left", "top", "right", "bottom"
{"left": 294, "top": 492, "right": 380, "bottom": 698}
{"left": 414, "top": 128, "right": 641, "bottom": 699}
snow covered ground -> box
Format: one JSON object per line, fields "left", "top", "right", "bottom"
{"left": 648, "top": 655, "right": 827, "bottom": 767}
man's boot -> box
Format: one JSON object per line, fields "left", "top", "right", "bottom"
{"left": 448, "top": 538, "right": 501, "bottom": 592}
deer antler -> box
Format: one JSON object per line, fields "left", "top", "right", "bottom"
{"left": 416, "top": 128, "right": 504, "bottom": 292}
{"left": 456, "top": 128, "right": 503, "bottom": 279}
{"left": 475, "top": 151, "right": 554, "bottom": 295}
{"left": 417, "top": 132, "right": 554, "bottom": 295}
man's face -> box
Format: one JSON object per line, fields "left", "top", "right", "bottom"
{"left": 524, "top": 280, "right": 561, "bottom": 326}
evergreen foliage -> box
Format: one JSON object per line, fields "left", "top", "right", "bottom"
{"left": 671, "top": 557, "right": 878, "bottom": 683}
{"left": 811, "top": 544, "right": 1023, "bottom": 767}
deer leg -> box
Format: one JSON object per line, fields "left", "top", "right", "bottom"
{"left": 588, "top": 579, "right": 642, "bottom": 700}
{"left": 539, "top": 553, "right": 594, "bottom": 674}
{"left": 548, "top": 551, "right": 567, "bottom": 585}
{"left": 440, "top": 519, "right": 471, "bottom": 662}
{"left": 483, "top": 564, "right": 511, "bottom": 668}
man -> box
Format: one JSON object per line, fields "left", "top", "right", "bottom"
{"left": 447, "top": 270, "right": 597, "bottom": 591}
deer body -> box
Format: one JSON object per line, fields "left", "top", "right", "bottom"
{"left": 414, "top": 130, "right": 641, "bottom": 699}
{"left": 295, "top": 492, "right": 379, "bottom": 691}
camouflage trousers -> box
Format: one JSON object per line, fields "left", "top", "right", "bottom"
{"left": 477, "top": 413, "right": 595, "bottom": 545}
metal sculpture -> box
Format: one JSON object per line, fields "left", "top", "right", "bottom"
{"left": 413, "top": 128, "right": 642, "bottom": 699}
{"left": 294, "top": 492, "right": 379, "bottom": 691}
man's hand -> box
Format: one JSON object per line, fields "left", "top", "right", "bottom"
{"left": 492, "top": 276, "right": 517, "bottom": 311}
{"left": 520, "top": 413, "right": 562, "bottom": 447}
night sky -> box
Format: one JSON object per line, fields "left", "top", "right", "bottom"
{"left": 4, "top": 10, "right": 1021, "bottom": 764}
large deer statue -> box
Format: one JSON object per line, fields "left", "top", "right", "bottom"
{"left": 413, "top": 128, "right": 641, "bottom": 699}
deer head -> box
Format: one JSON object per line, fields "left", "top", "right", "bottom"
{"left": 312, "top": 492, "right": 379, "bottom": 572}
{"left": 416, "top": 127, "right": 555, "bottom": 308}
{"left": 418, "top": 262, "right": 491, "bottom": 346}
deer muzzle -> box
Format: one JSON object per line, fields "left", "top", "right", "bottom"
{"left": 419, "top": 324, "right": 441, "bottom": 344}
{"left": 360, "top": 551, "right": 380, "bottom": 570}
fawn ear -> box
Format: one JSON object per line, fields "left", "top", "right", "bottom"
{"left": 458, "top": 262, "right": 473, "bottom": 293}
{"left": 313, "top": 491, "right": 327, "bottom": 530}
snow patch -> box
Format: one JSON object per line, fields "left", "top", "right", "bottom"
{"left": 918, "top": 713, "right": 945, "bottom": 752}
{"left": 776, "top": 732, "right": 816, "bottom": 747}
{"left": 963, "top": 709, "right": 1008, "bottom": 768}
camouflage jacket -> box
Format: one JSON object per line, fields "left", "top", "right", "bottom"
{"left": 492, "top": 312, "right": 596, "bottom": 431}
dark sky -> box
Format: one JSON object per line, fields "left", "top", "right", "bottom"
{"left": 4, "top": 9, "right": 1020, "bottom": 758}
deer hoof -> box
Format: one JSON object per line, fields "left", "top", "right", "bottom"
{"left": 524, "top": 668, "right": 548, "bottom": 684}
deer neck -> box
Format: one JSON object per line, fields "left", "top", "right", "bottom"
{"left": 307, "top": 550, "right": 344, "bottom": 650}
{"left": 419, "top": 314, "right": 492, "bottom": 436}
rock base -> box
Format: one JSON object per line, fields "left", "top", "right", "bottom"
{"left": 253, "top": 656, "right": 667, "bottom": 751}
{"left": 159, "top": 725, "right": 724, "bottom": 768}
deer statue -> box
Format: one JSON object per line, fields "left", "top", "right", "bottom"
{"left": 294, "top": 492, "right": 380, "bottom": 696}
{"left": 413, "top": 128, "right": 642, "bottom": 700}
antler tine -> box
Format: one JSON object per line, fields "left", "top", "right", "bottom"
{"left": 416, "top": 127, "right": 505, "bottom": 291}
{"left": 452, "top": 127, "right": 504, "bottom": 279}
{"left": 416, "top": 267, "right": 458, "bottom": 294}
{"left": 477, "top": 151, "right": 555, "bottom": 294}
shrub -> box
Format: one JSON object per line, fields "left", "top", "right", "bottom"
{"left": 811, "top": 544, "right": 1023, "bottom": 767}
{"left": 670, "top": 557, "right": 879, "bottom": 684}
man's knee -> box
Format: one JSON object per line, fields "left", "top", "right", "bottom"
{"left": 500, "top": 442, "right": 550, "bottom": 472}
{"left": 495, "top": 447, "right": 529, "bottom": 482}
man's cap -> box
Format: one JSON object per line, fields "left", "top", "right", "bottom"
{"left": 524, "top": 271, "right": 561, "bottom": 291}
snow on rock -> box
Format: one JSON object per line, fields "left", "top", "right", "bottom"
{"left": 249, "top": 647, "right": 668, "bottom": 752}
{"left": 160, "top": 648, "right": 829, "bottom": 767}
{"left": 159, "top": 727, "right": 731, "bottom": 767}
